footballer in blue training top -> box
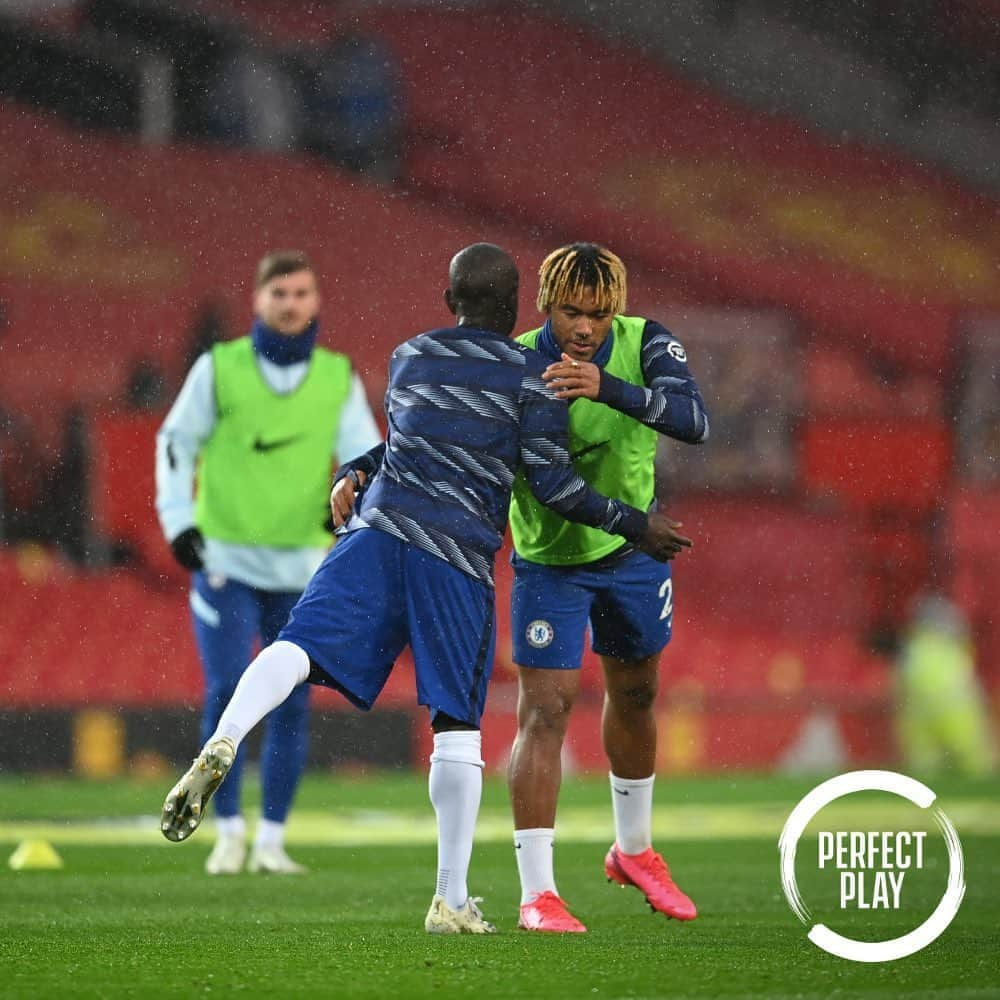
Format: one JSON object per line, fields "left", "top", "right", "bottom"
{"left": 161, "top": 244, "right": 692, "bottom": 935}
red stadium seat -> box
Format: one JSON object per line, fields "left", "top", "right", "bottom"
{"left": 801, "top": 420, "right": 951, "bottom": 512}
{"left": 89, "top": 410, "right": 181, "bottom": 580}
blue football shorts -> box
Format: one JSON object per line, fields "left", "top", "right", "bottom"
{"left": 510, "top": 548, "right": 673, "bottom": 669}
{"left": 279, "top": 527, "right": 495, "bottom": 726}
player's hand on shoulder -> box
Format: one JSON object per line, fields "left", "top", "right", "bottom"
{"left": 638, "top": 512, "right": 693, "bottom": 562}
{"left": 170, "top": 526, "right": 205, "bottom": 571}
{"left": 330, "top": 470, "right": 367, "bottom": 529}
{"left": 543, "top": 352, "right": 601, "bottom": 401}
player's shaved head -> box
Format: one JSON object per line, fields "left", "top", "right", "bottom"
{"left": 445, "top": 243, "right": 519, "bottom": 337}
{"left": 449, "top": 243, "right": 518, "bottom": 297}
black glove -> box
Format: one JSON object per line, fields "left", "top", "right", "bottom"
{"left": 170, "top": 526, "right": 205, "bottom": 571}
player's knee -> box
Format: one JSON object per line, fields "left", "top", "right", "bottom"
{"left": 610, "top": 679, "right": 658, "bottom": 713}
{"left": 521, "top": 690, "right": 575, "bottom": 736}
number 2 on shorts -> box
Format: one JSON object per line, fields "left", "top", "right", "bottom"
{"left": 658, "top": 577, "right": 673, "bottom": 621}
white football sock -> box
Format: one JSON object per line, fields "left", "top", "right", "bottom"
{"left": 514, "top": 828, "right": 557, "bottom": 905}
{"left": 254, "top": 818, "right": 285, "bottom": 851}
{"left": 215, "top": 814, "right": 246, "bottom": 839}
{"left": 610, "top": 772, "right": 655, "bottom": 855}
{"left": 210, "top": 641, "right": 310, "bottom": 748}
{"left": 428, "top": 730, "right": 483, "bottom": 911}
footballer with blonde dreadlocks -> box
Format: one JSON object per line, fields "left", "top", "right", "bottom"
{"left": 536, "top": 243, "right": 628, "bottom": 318}
{"left": 507, "top": 242, "right": 711, "bottom": 934}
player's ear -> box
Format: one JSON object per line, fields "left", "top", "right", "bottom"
{"left": 444, "top": 287, "right": 457, "bottom": 316}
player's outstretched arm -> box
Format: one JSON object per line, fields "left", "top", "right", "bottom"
{"left": 519, "top": 375, "right": 691, "bottom": 562}
{"left": 526, "top": 459, "right": 690, "bottom": 563}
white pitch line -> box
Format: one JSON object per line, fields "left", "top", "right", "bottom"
{"left": 2, "top": 800, "right": 998, "bottom": 849}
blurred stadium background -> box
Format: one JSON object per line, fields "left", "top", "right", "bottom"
{"left": 1, "top": 0, "right": 998, "bottom": 782}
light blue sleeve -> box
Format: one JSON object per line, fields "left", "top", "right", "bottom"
{"left": 155, "top": 353, "right": 216, "bottom": 541}
{"left": 335, "top": 372, "right": 383, "bottom": 463}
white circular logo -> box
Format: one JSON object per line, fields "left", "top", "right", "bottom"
{"left": 526, "top": 620, "right": 555, "bottom": 648}
{"left": 667, "top": 341, "right": 687, "bottom": 363}
{"left": 778, "top": 770, "right": 965, "bottom": 963}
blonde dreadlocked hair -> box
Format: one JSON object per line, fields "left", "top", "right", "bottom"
{"left": 536, "top": 242, "right": 627, "bottom": 315}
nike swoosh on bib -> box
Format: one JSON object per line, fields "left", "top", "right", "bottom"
{"left": 252, "top": 434, "right": 303, "bottom": 453}
{"left": 568, "top": 439, "right": 610, "bottom": 462}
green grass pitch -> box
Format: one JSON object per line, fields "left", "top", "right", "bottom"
{"left": 1, "top": 772, "right": 998, "bottom": 998}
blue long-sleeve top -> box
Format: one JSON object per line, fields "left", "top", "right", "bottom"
{"left": 533, "top": 318, "right": 709, "bottom": 445}
{"left": 338, "top": 325, "right": 650, "bottom": 586}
